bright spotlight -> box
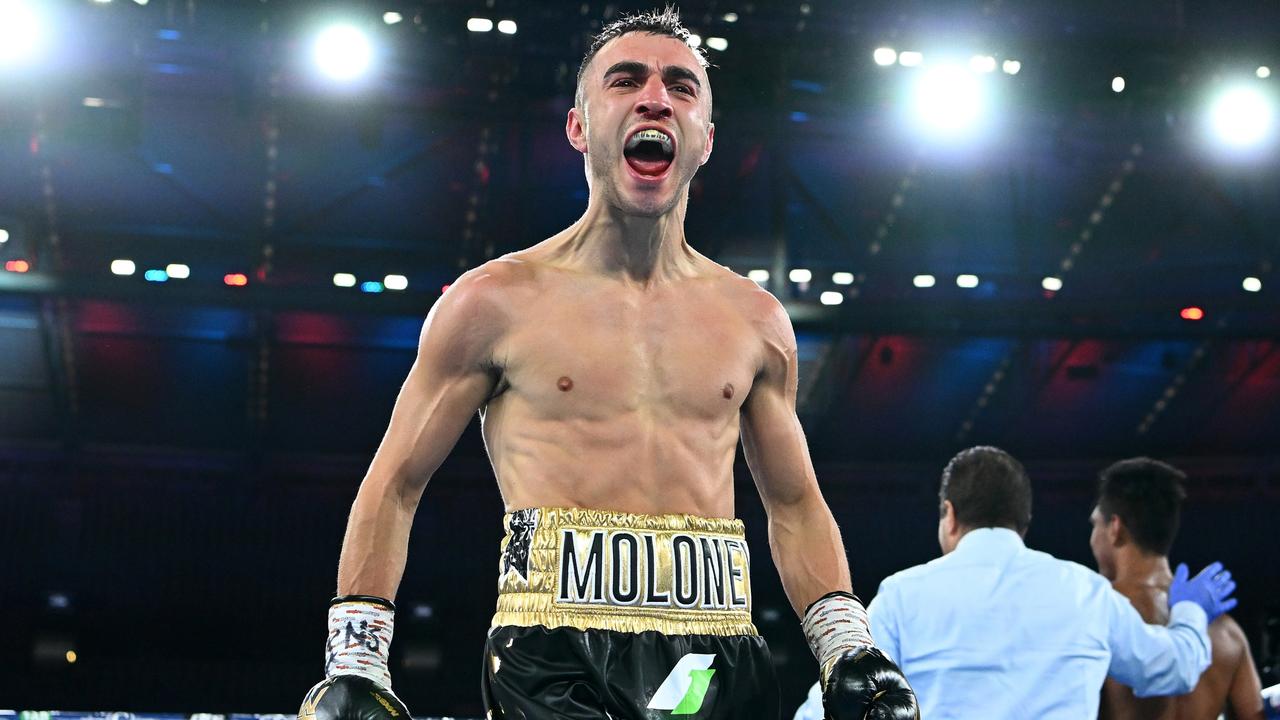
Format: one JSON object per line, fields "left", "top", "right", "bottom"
{"left": 1112, "top": 76, "right": 1126, "bottom": 93}
{"left": 956, "top": 274, "right": 980, "bottom": 288}
{"left": 384, "top": 274, "right": 408, "bottom": 291}
{"left": 165, "top": 263, "right": 190, "bottom": 279}
{"left": 1002, "top": 59, "right": 1021, "bottom": 75}
{"left": 912, "top": 274, "right": 936, "bottom": 288}
{"left": 1209, "top": 85, "right": 1275, "bottom": 149}
{"left": 820, "top": 291, "right": 844, "bottom": 306}
{"left": 706, "top": 36, "right": 728, "bottom": 51}
{"left": 332, "top": 272, "right": 357, "bottom": 288}
{"left": 1258, "top": 66, "right": 1272, "bottom": 79}
{"left": 832, "top": 272, "right": 854, "bottom": 285}
{"left": 873, "top": 47, "right": 897, "bottom": 66}
{"left": 969, "top": 55, "right": 996, "bottom": 74}
{"left": 0, "top": 228, "right": 9, "bottom": 243}
{"left": 383, "top": 12, "right": 403, "bottom": 25}
{"left": 788, "top": 268, "right": 812, "bottom": 283}
{"left": 722, "top": 12, "right": 738, "bottom": 23}
{"left": 312, "top": 24, "right": 373, "bottom": 81}
{"left": 911, "top": 64, "right": 986, "bottom": 137}
{"left": 497, "top": 20, "right": 517, "bottom": 35}
{"left": 687, "top": 34, "right": 702, "bottom": 48}
{"left": 898, "top": 51, "right": 924, "bottom": 67}
{"left": 1042, "top": 276, "right": 1063, "bottom": 292}
{"left": 747, "top": 269, "right": 769, "bottom": 284}
{"left": 111, "top": 259, "right": 136, "bottom": 276}
{"left": 1242, "top": 276, "right": 1262, "bottom": 292}
{"left": 0, "top": 0, "right": 42, "bottom": 66}
{"left": 467, "top": 18, "right": 493, "bottom": 32}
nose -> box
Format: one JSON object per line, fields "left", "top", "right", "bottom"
{"left": 634, "top": 77, "right": 674, "bottom": 119}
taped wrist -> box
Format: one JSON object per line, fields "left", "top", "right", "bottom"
{"left": 325, "top": 595, "right": 396, "bottom": 688}
{"left": 802, "top": 591, "right": 875, "bottom": 682}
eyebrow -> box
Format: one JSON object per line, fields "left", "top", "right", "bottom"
{"left": 602, "top": 60, "right": 702, "bottom": 90}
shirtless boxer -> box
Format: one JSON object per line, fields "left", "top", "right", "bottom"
{"left": 297, "top": 8, "right": 917, "bottom": 719}
{"left": 1092, "top": 458, "right": 1265, "bottom": 720}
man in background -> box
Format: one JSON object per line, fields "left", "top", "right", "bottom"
{"left": 865, "top": 446, "right": 1237, "bottom": 719}
{"left": 1092, "top": 457, "right": 1265, "bottom": 720}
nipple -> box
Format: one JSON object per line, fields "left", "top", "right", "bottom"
{"left": 558, "top": 376, "right": 574, "bottom": 392}
{"left": 722, "top": 383, "right": 734, "bottom": 399}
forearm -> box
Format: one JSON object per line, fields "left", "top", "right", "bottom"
{"left": 768, "top": 491, "right": 852, "bottom": 617}
{"left": 1131, "top": 602, "right": 1211, "bottom": 697}
{"left": 336, "top": 475, "right": 421, "bottom": 600}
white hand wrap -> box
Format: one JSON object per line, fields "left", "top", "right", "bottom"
{"left": 325, "top": 597, "right": 395, "bottom": 689}
{"left": 802, "top": 591, "right": 875, "bottom": 681}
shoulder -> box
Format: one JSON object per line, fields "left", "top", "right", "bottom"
{"left": 1209, "top": 614, "right": 1249, "bottom": 655}
{"left": 704, "top": 266, "right": 795, "bottom": 353}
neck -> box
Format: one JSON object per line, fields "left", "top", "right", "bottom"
{"left": 1113, "top": 548, "right": 1173, "bottom": 587}
{"left": 545, "top": 188, "right": 699, "bottom": 284}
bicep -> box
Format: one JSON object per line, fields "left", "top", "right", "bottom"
{"left": 365, "top": 277, "right": 503, "bottom": 497}
{"left": 1227, "top": 628, "right": 1265, "bottom": 719}
{"left": 740, "top": 306, "right": 817, "bottom": 510}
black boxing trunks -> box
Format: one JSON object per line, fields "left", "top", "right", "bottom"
{"left": 482, "top": 507, "right": 780, "bottom": 719}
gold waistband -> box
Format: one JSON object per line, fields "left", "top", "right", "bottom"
{"left": 492, "top": 507, "right": 757, "bottom": 637}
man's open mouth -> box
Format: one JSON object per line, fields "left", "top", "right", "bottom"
{"left": 623, "top": 128, "right": 675, "bottom": 177}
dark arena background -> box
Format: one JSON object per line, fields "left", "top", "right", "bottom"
{"left": 2, "top": 0, "right": 1279, "bottom": 717}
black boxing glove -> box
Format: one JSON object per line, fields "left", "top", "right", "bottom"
{"left": 298, "top": 596, "right": 411, "bottom": 720}
{"left": 822, "top": 646, "right": 919, "bottom": 720}
{"left": 299, "top": 675, "right": 411, "bottom": 720}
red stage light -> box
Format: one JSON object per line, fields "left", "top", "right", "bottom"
{"left": 224, "top": 273, "right": 249, "bottom": 287}
{"left": 5, "top": 259, "right": 31, "bottom": 273}
{"left": 441, "top": 284, "right": 451, "bottom": 293}
{"left": 1179, "top": 306, "right": 1204, "bottom": 321}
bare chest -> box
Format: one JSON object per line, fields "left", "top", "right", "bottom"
{"left": 497, "top": 292, "right": 759, "bottom": 420}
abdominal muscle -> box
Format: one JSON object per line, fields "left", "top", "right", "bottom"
{"left": 481, "top": 397, "right": 742, "bottom": 520}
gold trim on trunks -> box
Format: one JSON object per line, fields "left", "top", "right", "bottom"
{"left": 492, "top": 507, "right": 757, "bottom": 637}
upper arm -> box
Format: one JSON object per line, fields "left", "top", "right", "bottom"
{"left": 1224, "top": 619, "right": 1266, "bottom": 720}
{"left": 739, "top": 291, "right": 818, "bottom": 510}
{"left": 364, "top": 263, "right": 511, "bottom": 499}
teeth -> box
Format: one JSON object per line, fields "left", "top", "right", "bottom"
{"left": 626, "top": 129, "right": 673, "bottom": 154}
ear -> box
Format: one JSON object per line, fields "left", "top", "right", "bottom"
{"left": 941, "top": 500, "right": 956, "bottom": 535}
{"left": 699, "top": 122, "right": 715, "bottom": 166}
{"left": 1107, "top": 513, "right": 1125, "bottom": 546}
{"left": 566, "top": 106, "right": 588, "bottom": 154}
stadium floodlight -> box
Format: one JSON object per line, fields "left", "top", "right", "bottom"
{"left": 820, "top": 291, "right": 844, "bottom": 306}
{"left": 913, "top": 274, "right": 936, "bottom": 288}
{"left": 165, "top": 263, "right": 190, "bottom": 279}
{"left": 1258, "top": 66, "right": 1271, "bottom": 79}
{"left": 687, "top": 34, "right": 702, "bottom": 48}
{"left": 747, "top": 269, "right": 769, "bottom": 284}
{"left": 969, "top": 55, "right": 996, "bottom": 74}
{"left": 873, "top": 47, "right": 897, "bottom": 66}
{"left": 312, "top": 24, "right": 373, "bottom": 81}
{"left": 1242, "top": 276, "right": 1262, "bottom": 293}
{"left": 898, "top": 51, "right": 923, "bottom": 67}
{"left": 1002, "top": 59, "right": 1021, "bottom": 75}
{"left": 956, "top": 274, "right": 980, "bottom": 288}
{"left": 723, "top": 12, "right": 738, "bottom": 23}
{"left": 467, "top": 18, "right": 493, "bottom": 32}
{"left": 0, "top": 228, "right": 9, "bottom": 244}
{"left": 333, "top": 272, "right": 357, "bottom": 288}
{"left": 706, "top": 37, "right": 728, "bottom": 51}
{"left": 910, "top": 63, "right": 987, "bottom": 138}
{"left": 497, "top": 20, "right": 517, "bottom": 35}
{"left": 1112, "top": 76, "right": 1125, "bottom": 93}
{"left": 1042, "top": 276, "right": 1063, "bottom": 292}
{"left": 383, "top": 12, "right": 403, "bottom": 25}
{"left": 384, "top": 274, "right": 408, "bottom": 290}
{"left": 111, "top": 259, "right": 136, "bottom": 276}
{"left": 0, "top": 0, "right": 42, "bottom": 66}
{"left": 832, "top": 272, "right": 854, "bottom": 285}
{"left": 788, "top": 268, "right": 812, "bottom": 283}
{"left": 1208, "top": 84, "right": 1275, "bottom": 149}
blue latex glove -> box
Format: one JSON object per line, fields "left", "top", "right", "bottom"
{"left": 1168, "top": 561, "right": 1238, "bottom": 623}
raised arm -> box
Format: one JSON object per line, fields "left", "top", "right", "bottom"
{"left": 336, "top": 265, "right": 508, "bottom": 599}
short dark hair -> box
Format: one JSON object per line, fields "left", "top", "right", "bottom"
{"left": 939, "top": 446, "right": 1033, "bottom": 533}
{"left": 575, "top": 6, "right": 709, "bottom": 107}
{"left": 1097, "top": 457, "right": 1187, "bottom": 556}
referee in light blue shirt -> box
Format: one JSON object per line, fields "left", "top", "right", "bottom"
{"left": 862, "top": 446, "right": 1237, "bottom": 720}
